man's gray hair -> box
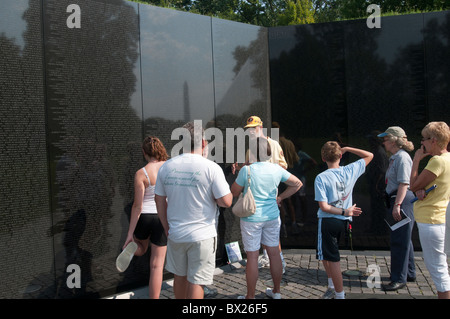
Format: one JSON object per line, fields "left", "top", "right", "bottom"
{"left": 183, "top": 121, "right": 205, "bottom": 151}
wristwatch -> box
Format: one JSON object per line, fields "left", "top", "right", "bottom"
{"left": 341, "top": 209, "right": 345, "bottom": 216}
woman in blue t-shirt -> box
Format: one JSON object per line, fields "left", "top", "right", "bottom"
{"left": 231, "top": 137, "right": 302, "bottom": 299}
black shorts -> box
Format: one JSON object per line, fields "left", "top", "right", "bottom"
{"left": 134, "top": 214, "right": 167, "bottom": 246}
{"left": 316, "top": 218, "right": 347, "bottom": 262}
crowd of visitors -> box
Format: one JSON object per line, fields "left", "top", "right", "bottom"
{"left": 116, "top": 117, "right": 450, "bottom": 299}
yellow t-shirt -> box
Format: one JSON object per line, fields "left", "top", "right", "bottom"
{"left": 414, "top": 152, "right": 450, "bottom": 224}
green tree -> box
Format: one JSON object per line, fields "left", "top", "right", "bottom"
{"left": 312, "top": 0, "right": 450, "bottom": 23}
{"left": 129, "top": 0, "right": 449, "bottom": 26}
{"left": 278, "top": 0, "right": 315, "bottom": 25}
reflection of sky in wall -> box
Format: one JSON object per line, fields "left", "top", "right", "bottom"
{"left": 269, "top": 14, "right": 424, "bottom": 67}
{"left": 139, "top": 6, "right": 214, "bottom": 122}
{"left": 373, "top": 14, "right": 423, "bottom": 65}
{"left": 212, "top": 19, "right": 263, "bottom": 108}
{"left": 0, "top": 1, "right": 27, "bottom": 50}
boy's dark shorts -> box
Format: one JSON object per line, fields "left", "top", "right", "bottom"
{"left": 316, "top": 218, "right": 347, "bottom": 262}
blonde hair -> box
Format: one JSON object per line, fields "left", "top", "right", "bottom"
{"left": 422, "top": 121, "right": 450, "bottom": 150}
{"left": 385, "top": 134, "right": 414, "bottom": 152}
{"left": 321, "top": 141, "right": 341, "bottom": 163}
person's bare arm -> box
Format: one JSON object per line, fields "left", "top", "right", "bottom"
{"left": 155, "top": 194, "right": 169, "bottom": 236}
{"left": 216, "top": 193, "right": 233, "bottom": 208}
{"left": 341, "top": 147, "right": 374, "bottom": 166}
{"left": 276, "top": 175, "right": 302, "bottom": 206}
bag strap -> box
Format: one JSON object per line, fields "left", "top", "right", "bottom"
{"left": 246, "top": 165, "right": 252, "bottom": 193}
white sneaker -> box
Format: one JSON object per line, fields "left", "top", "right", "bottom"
{"left": 265, "top": 288, "right": 281, "bottom": 299}
{"left": 321, "top": 288, "right": 335, "bottom": 299}
{"left": 258, "top": 255, "right": 270, "bottom": 268}
{"left": 237, "top": 295, "right": 255, "bottom": 299}
{"left": 116, "top": 242, "right": 137, "bottom": 272}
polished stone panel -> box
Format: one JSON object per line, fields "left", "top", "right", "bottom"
{"left": 0, "top": 0, "right": 53, "bottom": 299}
{"left": 140, "top": 5, "right": 215, "bottom": 154}
{"left": 43, "top": 0, "right": 143, "bottom": 298}
{"left": 213, "top": 18, "right": 271, "bottom": 133}
{"left": 269, "top": 22, "right": 347, "bottom": 141}
{"left": 1, "top": 0, "right": 449, "bottom": 299}
{"left": 344, "top": 14, "right": 426, "bottom": 138}
{"left": 343, "top": 15, "right": 425, "bottom": 243}
{"left": 424, "top": 11, "right": 450, "bottom": 125}
{"left": 269, "top": 22, "right": 350, "bottom": 248}
{"left": 268, "top": 13, "right": 449, "bottom": 250}
{"left": 212, "top": 18, "right": 271, "bottom": 263}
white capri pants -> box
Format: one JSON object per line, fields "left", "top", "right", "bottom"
{"left": 417, "top": 222, "right": 450, "bottom": 292}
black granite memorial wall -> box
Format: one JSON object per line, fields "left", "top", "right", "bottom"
{"left": 0, "top": 0, "right": 270, "bottom": 298}
{"left": 0, "top": 0, "right": 449, "bottom": 298}
{"left": 269, "top": 11, "right": 450, "bottom": 250}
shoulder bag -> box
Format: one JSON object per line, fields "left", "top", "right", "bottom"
{"left": 232, "top": 165, "right": 256, "bottom": 218}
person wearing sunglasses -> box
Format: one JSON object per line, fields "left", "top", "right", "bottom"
{"left": 410, "top": 121, "right": 450, "bottom": 299}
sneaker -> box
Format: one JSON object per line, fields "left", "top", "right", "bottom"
{"left": 204, "top": 286, "right": 218, "bottom": 298}
{"left": 116, "top": 242, "right": 137, "bottom": 272}
{"left": 265, "top": 288, "right": 281, "bottom": 299}
{"left": 237, "top": 295, "right": 255, "bottom": 299}
{"left": 258, "top": 255, "right": 270, "bottom": 268}
{"left": 321, "top": 288, "right": 335, "bottom": 299}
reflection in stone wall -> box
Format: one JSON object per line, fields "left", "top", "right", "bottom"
{"left": 0, "top": 0, "right": 53, "bottom": 299}
{"left": 43, "top": 0, "right": 143, "bottom": 298}
{"left": 269, "top": 12, "right": 450, "bottom": 251}
{"left": 0, "top": 0, "right": 271, "bottom": 298}
{"left": 1, "top": 0, "right": 449, "bottom": 298}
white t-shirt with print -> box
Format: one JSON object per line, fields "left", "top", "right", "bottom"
{"left": 155, "top": 153, "right": 230, "bottom": 243}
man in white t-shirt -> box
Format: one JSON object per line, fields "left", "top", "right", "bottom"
{"left": 155, "top": 121, "right": 232, "bottom": 299}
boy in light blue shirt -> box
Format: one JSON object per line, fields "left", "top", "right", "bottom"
{"left": 314, "top": 142, "right": 373, "bottom": 299}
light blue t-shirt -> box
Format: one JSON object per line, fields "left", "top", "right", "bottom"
{"left": 235, "top": 162, "right": 291, "bottom": 222}
{"left": 314, "top": 159, "right": 366, "bottom": 221}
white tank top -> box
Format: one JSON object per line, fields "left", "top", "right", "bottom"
{"left": 141, "top": 167, "right": 157, "bottom": 214}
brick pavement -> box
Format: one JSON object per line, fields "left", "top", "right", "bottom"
{"left": 106, "top": 249, "right": 442, "bottom": 299}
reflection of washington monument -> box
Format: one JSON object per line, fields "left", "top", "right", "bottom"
{"left": 183, "top": 81, "right": 190, "bottom": 122}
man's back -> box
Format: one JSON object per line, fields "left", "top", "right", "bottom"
{"left": 155, "top": 153, "right": 230, "bottom": 243}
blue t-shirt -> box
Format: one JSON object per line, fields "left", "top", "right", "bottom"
{"left": 235, "top": 162, "right": 291, "bottom": 222}
{"left": 314, "top": 159, "right": 366, "bottom": 220}
{"left": 385, "top": 149, "right": 412, "bottom": 195}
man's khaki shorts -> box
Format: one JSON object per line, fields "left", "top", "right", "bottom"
{"left": 165, "top": 237, "right": 217, "bottom": 285}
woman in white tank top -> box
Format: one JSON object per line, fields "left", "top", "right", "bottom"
{"left": 116, "top": 136, "right": 168, "bottom": 299}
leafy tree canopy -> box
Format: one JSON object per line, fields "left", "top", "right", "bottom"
{"left": 129, "top": 0, "right": 449, "bottom": 26}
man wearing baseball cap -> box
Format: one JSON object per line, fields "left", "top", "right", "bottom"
{"left": 244, "top": 116, "right": 288, "bottom": 169}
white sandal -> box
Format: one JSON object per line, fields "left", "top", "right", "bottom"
{"left": 116, "top": 242, "right": 138, "bottom": 272}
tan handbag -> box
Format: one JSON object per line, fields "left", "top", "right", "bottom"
{"left": 232, "top": 166, "right": 256, "bottom": 218}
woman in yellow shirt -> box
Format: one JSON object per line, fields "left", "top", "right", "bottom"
{"left": 410, "top": 121, "right": 450, "bottom": 299}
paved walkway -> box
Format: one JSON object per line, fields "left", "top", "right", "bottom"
{"left": 105, "top": 249, "right": 441, "bottom": 299}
